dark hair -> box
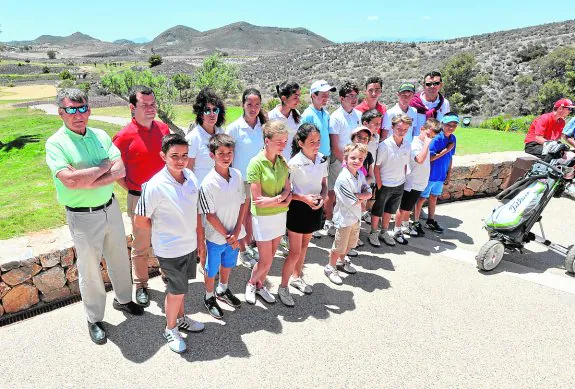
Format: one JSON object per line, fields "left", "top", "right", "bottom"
{"left": 193, "top": 88, "right": 226, "bottom": 127}
{"left": 208, "top": 133, "right": 235, "bottom": 154}
{"left": 361, "top": 109, "right": 382, "bottom": 124}
{"left": 276, "top": 81, "right": 301, "bottom": 124}
{"left": 128, "top": 85, "right": 154, "bottom": 106}
{"left": 365, "top": 76, "right": 383, "bottom": 89}
{"left": 161, "top": 134, "right": 188, "bottom": 154}
{"left": 291, "top": 123, "right": 321, "bottom": 158}
{"left": 339, "top": 81, "right": 360, "bottom": 98}
{"left": 242, "top": 88, "right": 267, "bottom": 125}
{"left": 423, "top": 70, "right": 442, "bottom": 83}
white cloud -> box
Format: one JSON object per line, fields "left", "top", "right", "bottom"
{"left": 366, "top": 16, "right": 379, "bottom": 21}
{"left": 421, "top": 15, "right": 432, "bottom": 20}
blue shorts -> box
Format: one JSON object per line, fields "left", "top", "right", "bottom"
{"left": 205, "top": 240, "right": 239, "bottom": 278}
{"left": 421, "top": 181, "right": 444, "bottom": 198}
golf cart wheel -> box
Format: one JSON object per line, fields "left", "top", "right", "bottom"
{"left": 565, "top": 246, "right": 575, "bottom": 274}
{"left": 476, "top": 240, "right": 505, "bottom": 271}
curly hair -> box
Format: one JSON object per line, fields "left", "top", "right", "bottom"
{"left": 193, "top": 88, "right": 226, "bottom": 127}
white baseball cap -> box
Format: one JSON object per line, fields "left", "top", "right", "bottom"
{"left": 310, "top": 80, "right": 336, "bottom": 95}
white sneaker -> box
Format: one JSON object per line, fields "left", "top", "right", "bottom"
{"left": 379, "top": 231, "right": 396, "bottom": 246}
{"left": 164, "top": 327, "right": 186, "bottom": 353}
{"left": 290, "top": 277, "right": 313, "bottom": 294}
{"left": 361, "top": 211, "right": 371, "bottom": 224}
{"left": 356, "top": 238, "right": 364, "bottom": 247}
{"left": 240, "top": 251, "right": 257, "bottom": 269}
{"left": 400, "top": 225, "right": 411, "bottom": 238}
{"left": 246, "top": 246, "right": 260, "bottom": 260}
{"left": 245, "top": 282, "right": 257, "bottom": 304}
{"left": 277, "top": 286, "right": 295, "bottom": 307}
{"left": 324, "top": 220, "right": 336, "bottom": 237}
{"left": 347, "top": 248, "right": 358, "bottom": 257}
{"left": 368, "top": 231, "right": 381, "bottom": 247}
{"left": 324, "top": 265, "right": 343, "bottom": 285}
{"left": 336, "top": 257, "right": 357, "bottom": 274}
{"left": 177, "top": 316, "right": 205, "bottom": 333}
{"left": 256, "top": 285, "right": 276, "bottom": 304}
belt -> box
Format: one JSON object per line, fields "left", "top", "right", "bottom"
{"left": 66, "top": 195, "right": 114, "bottom": 213}
{"left": 128, "top": 190, "right": 142, "bottom": 196}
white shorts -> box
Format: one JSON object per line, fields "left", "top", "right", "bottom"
{"left": 251, "top": 213, "right": 287, "bottom": 241}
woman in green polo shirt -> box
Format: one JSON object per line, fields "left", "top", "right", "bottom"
{"left": 244, "top": 120, "right": 291, "bottom": 305}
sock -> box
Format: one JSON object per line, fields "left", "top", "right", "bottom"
{"left": 216, "top": 282, "right": 228, "bottom": 294}
{"left": 387, "top": 229, "right": 395, "bottom": 236}
{"left": 394, "top": 226, "right": 401, "bottom": 233}
{"left": 205, "top": 291, "right": 214, "bottom": 299}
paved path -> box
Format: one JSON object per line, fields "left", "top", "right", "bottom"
{"left": 1, "top": 198, "right": 575, "bottom": 388}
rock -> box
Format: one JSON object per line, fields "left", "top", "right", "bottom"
{"left": 451, "top": 166, "right": 473, "bottom": 180}
{"left": 33, "top": 266, "right": 66, "bottom": 294}
{"left": 452, "top": 191, "right": 464, "bottom": 199}
{"left": 41, "top": 286, "right": 71, "bottom": 303}
{"left": 1, "top": 264, "right": 42, "bottom": 286}
{"left": 0, "top": 282, "right": 11, "bottom": 299}
{"left": 0, "top": 304, "right": 4, "bottom": 317}
{"left": 486, "top": 186, "right": 500, "bottom": 194}
{"left": 439, "top": 192, "right": 451, "bottom": 201}
{"left": 463, "top": 188, "right": 475, "bottom": 197}
{"left": 65, "top": 264, "right": 78, "bottom": 283}
{"left": 2, "top": 284, "right": 39, "bottom": 313}
{"left": 60, "top": 248, "right": 75, "bottom": 267}
{"left": 445, "top": 179, "right": 467, "bottom": 193}
{"left": 69, "top": 280, "right": 80, "bottom": 295}
{"left": 471, "top": 164, "right": 494, "bottom": 179}
{"left": 0, "top": 261, "right": 21, "bottom": 272}
{"left": 467, "top": 179, "right": 484, "bottom": 192}
{"left": 38, "top": 250, "right": 61, "bottom": 268}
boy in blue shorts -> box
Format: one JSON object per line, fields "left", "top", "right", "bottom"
{"left": 199, "top": 134, "right": 249, "bottom": 319}
{"left": 418, "top": 112, "right": 459, "bottom": 233}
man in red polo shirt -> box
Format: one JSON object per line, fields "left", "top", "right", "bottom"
{"left": 113, "top": 85, "right": 170, "bottom": 307}
{"left": 524, "top": 98, "right": 574, "bottom": 158}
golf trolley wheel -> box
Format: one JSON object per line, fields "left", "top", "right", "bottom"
{"left": 565, "top": 245, "right": 575, "bottom": 274}
{"left": 476, "top": 240, "right": 505, "bottom": 271}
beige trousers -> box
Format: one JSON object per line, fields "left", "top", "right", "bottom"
{"left": 127, "top": 193, "right": 153, "bottom": 288}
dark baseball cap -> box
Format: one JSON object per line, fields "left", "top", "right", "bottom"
{"left": 398, "top": 82, "right": 415, "bottom": 93}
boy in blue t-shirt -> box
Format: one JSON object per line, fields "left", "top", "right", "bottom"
{"left": 418, "top": 113, "right": 459, "bottom": 233}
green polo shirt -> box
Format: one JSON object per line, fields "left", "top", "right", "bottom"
{"left": 246, "top": 150, "right": 289, "bottom": 216}
{"left": 45, "top": 125, "right": 121, "bottom": 207}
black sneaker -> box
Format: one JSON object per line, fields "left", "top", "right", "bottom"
{"left": 411, "top": 221, "right": 426, "bottom": 237}
{"left": 204, "top": 295, "right": 224, "bottom": 319}
{"left": 216, "top": 288, "right": 242, "bottom": 308}
{"left": 425, "top": 219, "right": 444, "bottom": 233}
{"left": 113, "top": 299, "right": 144, "bottom": 315}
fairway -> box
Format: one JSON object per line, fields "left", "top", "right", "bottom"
{"left": 0, "top": 84, "right": 58, "bottom": 101}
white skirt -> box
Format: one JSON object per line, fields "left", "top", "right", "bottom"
{"left": 251, "top": 213, "right": 287, "bottom": 241}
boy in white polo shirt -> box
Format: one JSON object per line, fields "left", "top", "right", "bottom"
{"left": 199, "top": 134, "right": 248, "bottom": 319}
{"left": 135, "top": 134, "right": 205, "bottom": 354}
{"left": 369, "top": 114, "right": 413, "bottom": 247}
{"left": 382, "top": 82, "right": 420, "bottom": 142}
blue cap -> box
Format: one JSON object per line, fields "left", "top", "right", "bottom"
{"left": 441, "top": 114, "right": 459, "bottom": 124}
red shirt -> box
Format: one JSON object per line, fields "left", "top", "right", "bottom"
{"left": 524, "top": 112, "right": 565, "bottom": 144}
{"left": 112, "top": 118, "right": 170, "bottom": 191}
{"left": 355, "top": 100, "right": 387, "bottom": 115}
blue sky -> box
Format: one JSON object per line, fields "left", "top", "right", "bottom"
{"left": 1, "top": 1, "right": 574, "bottom": 43}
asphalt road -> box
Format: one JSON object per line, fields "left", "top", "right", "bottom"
{"left": 1, "top": 197, "right": 574, "bottom": 388}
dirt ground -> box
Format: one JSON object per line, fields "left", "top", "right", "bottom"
{"left": 0, "top": 84, "right": 57, "bottom": 101}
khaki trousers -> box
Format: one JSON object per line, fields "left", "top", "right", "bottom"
{"left": 127, "top": 193, "right": 153, "bottom": 288}
{"left": 66, "top": 197, "right": 133, "bottom": 323}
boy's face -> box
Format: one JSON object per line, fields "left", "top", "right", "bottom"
{"left": 363, "top": 117, "right": 382, "bottom": 136}
{"left": 161, "top": 144, "right": 189, "bottom": 171}
{"left": 442, "top": 122, "right": 458, "bottom": 135}
{"left": 352, "top": 131, "right": 370, "bottom": 145}
{"left": 312, "top": 91, "right": 330, "bottom": 107}
{"left": 397, "top": 91, "right": 414, "bottom": 106}
{"left": 345, "top": 149, "right": 366, "bottom": 172}
{"left": 210, "top": 145, "right": 234, "bottom": 169}
{"left": 421, "top": 127, "right": 435, "bottom": 139}
{"left": 365, "top": 83, "right": 382, "bottom": 104}
{"left": 340, "top": 90, "right": 359, "bottom": 112}
{"left": 392, "top": 122, "right": 410, "bottom": 138}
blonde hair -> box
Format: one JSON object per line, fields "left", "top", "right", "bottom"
{"left": 343, "top": 143, "right": 368, "bottom": 159}
{"left": 263, "top": 119, "right": 288, "bottom": 140}
{"left": 391, "top": 113, "right": 413, "bottom": 127}
{"left": 421, "top": 118, "right": 441, "bottom": 134}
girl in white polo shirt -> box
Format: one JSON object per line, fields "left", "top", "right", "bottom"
{"left": 268, "top": 81, "right": 301, "bottom": 160}
{"left": 278, "top": 123, "right": 328, "bottom": 306}
{"left": 227, "top": 88, "right": 267, "bottom": 268}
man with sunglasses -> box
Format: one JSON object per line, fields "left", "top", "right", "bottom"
{"left": 112, "top": 85, "right": 170, "bottom": 307}
{"left": 45, "top": 89, "right": 143, "bottom": 345}
{"left": 410, "top": 71, "right": 451, "bottom": 129}
{"left": 524, "top": 98, "right": 575, "bottom": 159}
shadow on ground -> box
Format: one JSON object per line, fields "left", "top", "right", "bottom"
{"left": 0, "top": 135, "right": 40, "bottom": 152}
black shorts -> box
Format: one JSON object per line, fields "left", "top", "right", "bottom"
{"left": 371, "top": 184, "right": 404, "bottom": 216}
{"left": 157, "top": 251, "right": 197, "bottom": 295}
{"left": 287, "top": 199, "right": 323, "bottom": 234}
{"left": 399, "top": 189, "right": 422, "bottom": 211}
{"left": 525, "top": 142, "right": 543, "bottom": 159}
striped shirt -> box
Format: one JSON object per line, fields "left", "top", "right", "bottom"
{"left": 332, "top": 167, "right": 370, "bottom": 228}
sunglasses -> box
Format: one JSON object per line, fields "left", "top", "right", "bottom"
{"left": 203, "top": 107, "right": 220, "bottom": 115}
{"left": 425, "top": 81, "right": 441, "bottom": 87}
{"left": 62, "top": 105, "right": 89, "bottom": 114}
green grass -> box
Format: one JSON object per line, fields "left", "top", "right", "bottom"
{"left": 92, "top": 105, "right": 244, "bottom": 128}
{"left": 455, "top": 127, "right": 524, "bottom": 155}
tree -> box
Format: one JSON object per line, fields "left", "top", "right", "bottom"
{"left": 148, "top": 54, "right": 163, "bottom": 68}
{"left": 101, "top": 70, "right": 183, "bottom": 136}
{"left": 47, "top": 50, "right": 56, "bottom": 59}
{"left": 193, "top": 53, "right": 242, "bottom": 99}
{"left": 441, "top": 52, "right": 487, "bottom": 113}
{"left": 537, "top": 79, "right": 573, "bottom": 112}
{"left": 172, "top": 73, "right": 192, "bottom": 101}
{"left": 59, "top": 70, "right": 74, "bottom": 80}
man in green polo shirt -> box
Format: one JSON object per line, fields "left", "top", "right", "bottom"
{"left": 45, "top": 88, "right": 143, "bottom": 345}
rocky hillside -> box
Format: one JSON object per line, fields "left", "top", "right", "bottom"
{"left": 241, "top": 19, "right": 575, "bottom": 117}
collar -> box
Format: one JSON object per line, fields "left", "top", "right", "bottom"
{"left": 239, "top": 116, "right": 261, "bottom": 130}
{"left": 131, "top": 118, "right": 158, "bottom": 132}
{"left": 62, "top": 124, "right": 91, "bottom": 140}
{"left": 309, "top": 105, "right": 326, "bottom": 115}
{"left": 255, "top": 149, "right": 286, "bottom": 167}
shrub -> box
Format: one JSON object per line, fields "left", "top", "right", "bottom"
{"left": 517, "top": 43, "right": 547, "bottom": 63}
{"left": 59, "top": 70, "right": 74, "bottom": 80}
{"left": 41, "top": 66, "right": 50, "bottom": 74}
{"left": 479, "top": 115, "right": 535, "bottom": 132}
{"left": 47, "top": 50, "right": 56, "bottom": 59}
{"left": 263, "top": 98, "right": 280, "bottom": 112}
{"left": 24, "top": 59, "right": 30, "bottom": 63}
{"left": 77, "top": 82, "right": 91, "bottom": 92}
{"left": 148, "top": 54, "right": 163, "bottom": 68}
{"left": 58, "top": 79, "right": 75, "bottom": 89}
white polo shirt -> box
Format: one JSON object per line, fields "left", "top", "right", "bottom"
{"left": 382, "top": 104, "right": 420, "bottom": 143}
{"left": 329, "top": 106, "right": 362, "bottom": 155}
{"left": 226, "top": 116, "right": 264, "bottom": 179}
{"left": 185, "top": 124, "right": 224, "bottom": 184}
{"left": 415, "top": 94, "right": 451, "bottom": 133}
{"left": 375, "top": 136, "right": 411, "bottom": 187}
{"left": 136, "top": 167, "right": 199, "bottom": 258}
{"left": 198, "top": 167, "right": 247, "bottom": 245}
{"left": 288, "top": 151, "right": 328, "bottom": 196}
{"left": 268, "top": 105, "right": 299, "bottom": 160}
{"left": 333, "top": 168, "right": 370, "bottom": 228}
{"left": 367, "top": 133, "right": 380, "bottom": 161}
{"left": 405, "top": 136, "right": 431, "bottom": 192}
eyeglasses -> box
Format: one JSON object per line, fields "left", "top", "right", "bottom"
{"left": 425, "top": 81, "right": 441, "bottom": 87}
{"left": 344, "top": 94, "right": 359, "bottom": 99}
{"left": 62, "top": 105, "right": 89, "bottom": 114}
{"left": 203, "top": 107, "right": 220, "bottom": 115}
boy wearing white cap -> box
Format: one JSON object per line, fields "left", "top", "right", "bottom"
{"left": 301, "top": 80, "right": 336, "bottom": 160}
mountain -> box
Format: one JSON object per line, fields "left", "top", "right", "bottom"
{"left": 11, "top": 32, "right": 100, "bottom": 46}
{"left": 113, "top": 39, "right": 135, "bottom": 45}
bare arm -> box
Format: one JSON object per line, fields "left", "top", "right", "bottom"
{"left": 374, "top": 164, "right": 383, "bottom": 189}
{"left": 86, "top": 159, "right": 126, "bottom": 188}
{"left": 414, "top": 138, "right": 432, "bottom": 164}
{"left": 56, "top": 158, "right": 111, "bottom": 189}
{"left": 445, "top": 159, "right": 453, "bottom": 184}
{"left": 116, "top": 177, "right": 129, "bottom": 191}
{"left": 197, "top": 213, "right": 206, "bottom": 259}
{"left": 134, "top": 215, "right": 151, "bottom": 230}
{"left": 563, "top": 134, "right": 575, "bottom": 148}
